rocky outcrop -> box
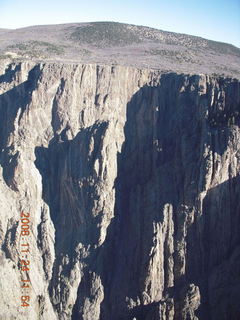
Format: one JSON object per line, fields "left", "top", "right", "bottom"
{"left": 0, "top": 61, "right": 239, "bottom": 320}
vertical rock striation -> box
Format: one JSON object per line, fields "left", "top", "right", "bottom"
{"left": 0, "top": 61, "right": 239, "bottom": 320}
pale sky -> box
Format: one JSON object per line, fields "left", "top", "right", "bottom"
{"left": 0, "top": 0, "right": 240, "bottom": 47}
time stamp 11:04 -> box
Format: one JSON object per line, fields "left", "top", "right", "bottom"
{"left": 19, "top": 211, "right": 31, "bottom": 308}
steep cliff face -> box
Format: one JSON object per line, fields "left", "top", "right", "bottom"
{"left": 0, "top": 62, "right": 239, "bottom": 320}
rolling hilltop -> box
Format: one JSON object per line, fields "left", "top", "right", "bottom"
{"left": 0, "top": 21, "right": 239, "bottom": 77}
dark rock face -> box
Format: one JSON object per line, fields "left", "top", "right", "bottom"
{"left": 0, "top": 62, "right": 239, "bottom": 320}
{"left": 99, "top": 76, "right": 240, "bottom": 320}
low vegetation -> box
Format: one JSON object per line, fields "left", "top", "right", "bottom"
{"left": 71, "top": 22, "right": 143, "bottom": 47}
{"left": 7, "top": 41, "right": 65, "bottom": 58}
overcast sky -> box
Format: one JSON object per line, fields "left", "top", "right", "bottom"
{"left": 0, "top": 0, "right": 240, "bottom": 47}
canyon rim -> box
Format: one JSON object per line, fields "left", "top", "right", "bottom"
{"left": 0, "top": 22, "right": 240, "bottom": 320}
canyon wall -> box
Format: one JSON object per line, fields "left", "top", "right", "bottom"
{"left": 0, "top": 62, "right": 239, "bottom": 320}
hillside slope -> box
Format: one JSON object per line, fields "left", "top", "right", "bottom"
{"left": 0, "top": 22, "right": 239, "bottom": 78}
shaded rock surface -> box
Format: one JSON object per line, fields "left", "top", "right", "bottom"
{"left": 0, "top": 61, "right": 239, "bottom": 320}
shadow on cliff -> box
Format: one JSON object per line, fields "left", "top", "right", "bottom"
{"left": 35, "top": 121, "right": 109, "bottom": 251}
{"left": 185, "top": 174, "right": 240, "bottom": 320}
{"left": 34, "top": 121, "right": 110, "bottom": 313}
{"left": 32, "top": 74, "right": 240, "bottom": 320}
{"left": 0, "top": 64, "right": 42, "bottom": 189}
{"left": 96, "top": 76, "right": 240, "bottom": 320}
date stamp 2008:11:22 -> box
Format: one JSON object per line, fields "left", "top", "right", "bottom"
{"left": 19, "top": 210, "right": 31, "bottom": 308}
